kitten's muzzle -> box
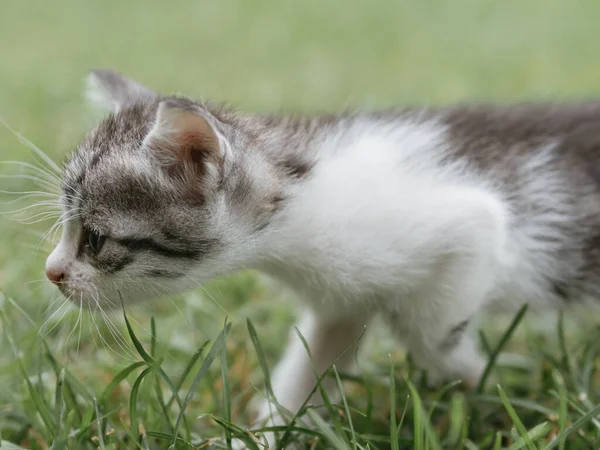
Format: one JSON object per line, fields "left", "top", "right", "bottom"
{"left": 46, "top": 243, "right": 71, "bottom": 287}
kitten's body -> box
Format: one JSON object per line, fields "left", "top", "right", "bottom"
{"left": 45, "top": 70, "right": 600, "bottom": 447}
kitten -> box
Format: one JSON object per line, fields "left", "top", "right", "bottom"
{"left": 46, "top": 69, "right": 600, "bottom": 445}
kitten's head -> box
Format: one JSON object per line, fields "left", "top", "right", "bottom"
{"left": 45, "top": 69, "right": 275, "bottom": 310}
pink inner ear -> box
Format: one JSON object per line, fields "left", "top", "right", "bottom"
{"left": 178, "top": 130, "right": 220, "bottom": 165}
{"left": 150, "top": 102, "right": 222, "bottom": 176}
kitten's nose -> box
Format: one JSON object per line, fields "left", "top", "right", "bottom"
{"left": 46, "top": 267, "right": 65, "bottom": 285}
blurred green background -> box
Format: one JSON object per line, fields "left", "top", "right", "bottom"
{"left": 1, "top": 0, "right": 600, "bottom": 447}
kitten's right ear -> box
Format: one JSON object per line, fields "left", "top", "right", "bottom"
{"left": 85, "top": 68, "right": 156, "bottom": 113}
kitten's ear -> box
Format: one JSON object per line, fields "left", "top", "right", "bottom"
{"left": 85, "top": 68, "right": 156, "bottom": 113}
{"left": 144, "top": 100, "right": 225, "bottom": 189}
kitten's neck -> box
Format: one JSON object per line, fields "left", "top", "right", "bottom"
{"left": 206, "top": 110, "right": 332, "bottom": 276}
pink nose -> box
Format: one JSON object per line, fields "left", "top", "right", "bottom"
{"left": 46, "top": 267, "right": 65, "bottom": 285}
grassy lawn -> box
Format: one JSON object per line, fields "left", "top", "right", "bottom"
{"left": 2, "top": 0, "right": 600, "bottom": 448}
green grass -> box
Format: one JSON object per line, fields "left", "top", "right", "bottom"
{"left": 3, "top": 0, "right": 600, "bottom": 448}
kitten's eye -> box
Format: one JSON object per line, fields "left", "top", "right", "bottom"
{"left": 87, "top": 231, "right": 106, "bottom": 255}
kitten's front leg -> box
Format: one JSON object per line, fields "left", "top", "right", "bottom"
{"left": 397, "top": 220, "right": 503, "bottom": 388}
{"left": 256, "top": 310, "right": 368, "bottom": 448}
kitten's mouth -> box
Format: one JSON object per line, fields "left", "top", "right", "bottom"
{"left": 57, "top": 284, "right": 84, "bottom": 303}
{"left": 55, "top": 284, "right": 96, "bottom": 310}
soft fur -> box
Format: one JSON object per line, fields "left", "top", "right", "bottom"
{"left": 46, "top": 69, "right": 600, "bottom": 447}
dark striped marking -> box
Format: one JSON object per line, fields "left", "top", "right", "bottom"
{"left": 115, "top": 237, "right": 201, "bottom": 259}
{"left": 439, "top": 319, "right": 470, "bottom": 351}
{"left": 142, "top": 268, "right": 183, "bottom": 278}
{"left": 102, "top": 254, "right": 135, "bottom": 274}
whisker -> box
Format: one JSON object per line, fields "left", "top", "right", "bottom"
{"left": 43, "top": 292, "right": 67, "bottom": 317}
{"left": 169, "top": 297, "right": 194, "bottom": 330}
{"left": 0, "top": 160, "right": 61, "bottom": 186}
{"left": 0, "top": 194, "right": 61, "bottom": 209}
{"left": 37, "top": 213, "right": 80, "bottom": 249}
{"left": 0, "top": 174, "right": 60, "bottom": 193}
{"left": 3, "top": 210, "right": 63, "bottom": 222}
{"left": 89, "top": 303, "right": 125, "bottom": 360}
{"left": 0, "top": 200, "right": 62, "bottom": 215}
{"left": 39, "top": 297, "right": 72, "bottom": 340}
{"left": 0, "top": 117, "right": 62, "bottom": 174}
{"left": 26, "top": 278, "right": 50, "bottom": 286}
{"left": 77, "top": 298, "right": 83, "bottom": 356}
{"left": 9, "top": 213, "right": 63, "bottom": 225}
{"left": 90, "top": 285, "right": 137, "bottom": 360}
{"left": 0, "top": 189, "right": 60, "bottom": 197}
{"left": 192, "top": 278, "right": 231, "bottom": 316}
{"left": 0, "top": 158, "right": 60, "bottom": 175}
{"left": 98, "top": 311, "right": 138, "bottom": 360}
{"left": 98, "top": 306, "right": 137, "bottom": 359}
{"left": 64, "top": 297, "right": 83, "bottom": 354}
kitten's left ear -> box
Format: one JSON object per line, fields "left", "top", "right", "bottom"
{"left": 144, "top": 100, "right": 227, "bottom": 191}
{"left": 85, "top": 68, "right": 156, "bottom": 113}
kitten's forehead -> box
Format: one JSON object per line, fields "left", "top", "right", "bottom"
{"left": 65, "top": 101, "right": 158, "bottom": 180}
{"left": 61, "top": 101, "right": 166, "bottom": 219}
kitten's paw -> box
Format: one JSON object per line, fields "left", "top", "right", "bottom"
{"left": 231, "top": 438, "right": 248, "bottom": 450}
{"left": 230, "top": 434, "right": 270, "bottom": 450}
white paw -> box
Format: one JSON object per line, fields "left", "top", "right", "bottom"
{"left": 230, "top": 431, "right": 276, "bottom": 449}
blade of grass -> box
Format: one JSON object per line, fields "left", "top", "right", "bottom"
{"left": 171, "top": 323, "right": 230, "bottom": 448}
{"left": 120, "top": 305, "right": 189, "bottom": 439}
{"left": 405, "top": 377, "right": 442, "bottom": 450}
{"left": 221, "top": 319, "right": 232, "bottom": 449}
{"left": 144, "top": 431, "right": 197, "bottom": 449}
{"left": 447, "top": 393, "right": 465, "bottom": 447}
{"left": 333, "top": 365, "right": 357, "bottom": 450}
{"left": 294, "top": 327, "right": 348, "bottom": 445}
{"left": 470, "top": 395, "right": 555, "bottom": 416}
{"left": 505, "top": 421, "right": 552, "bottom": 450}
{"left": 44, "top": 344, "right": 85, "bottom": 421}
{"left": 307, "top": 409, "right": 350, "bottom": 450}
{"left": 547, "top": 392, "right": 600, "bottom": 431}
{"left": 209, "top": 415, "right": 260, "bottom": 450}
{"left": 389, "top": 356, "right": 399, "bottom": 450}
{"left": 497, "top": 385, "right": 535, "bottom": 450}
{"left": 129, "top": 365, "right": 156, "bottom": 442}
{"left": 93, "top": 397, "right": 106, "bottom": 450}
{"left": 154, "top": 374, "right": 174, "bottom": 434}
{"left": 279, "top": 325, "right": 366, "bottom": 449}
{"left": 165, "top": 340, "right": 210, "bottom": 409}
{"left": 406, "top": 378, "right": 423, "bottom": 450}
{"left": 53, "top": 369, "right": 65, "bottom": 438}
{"left": 146, "top": 316, "right": 175, "bottom": 434}
{"left": 553, "top": 371, "right": 568, "bottom": 450}
{"left": 1, "top": 319, "right": 57, "bottom": 440}
{"left": 247, "top": 319, "right": 274, "bottom": 397}
{"left": 545, "top": 402, "right": 600, "bottom": 450}
{"left": 476, "top": 304, "right": 528, "bottom": 394}
{"left": 491, "top": 432, "right": 502, "bottom": 450}
{"left": 150, "top": 317, "right": 157, "bottom": 358}
{"left": 121, "top": 302, "right": 156, "bottom": 366}
{"left": 427, "top": 380, "right": 462, "bottom": 425}
{"left": 99, "top": 361, "right": 147, "bottom": 404}
{"left": 396, "top": 395, "right": 410, "bottom": 440}
{"left": 252, "top": 424, "right": 323, "bottom": 436}
{"left": 246, "top": 318, "right": 290, "bottom": 427}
